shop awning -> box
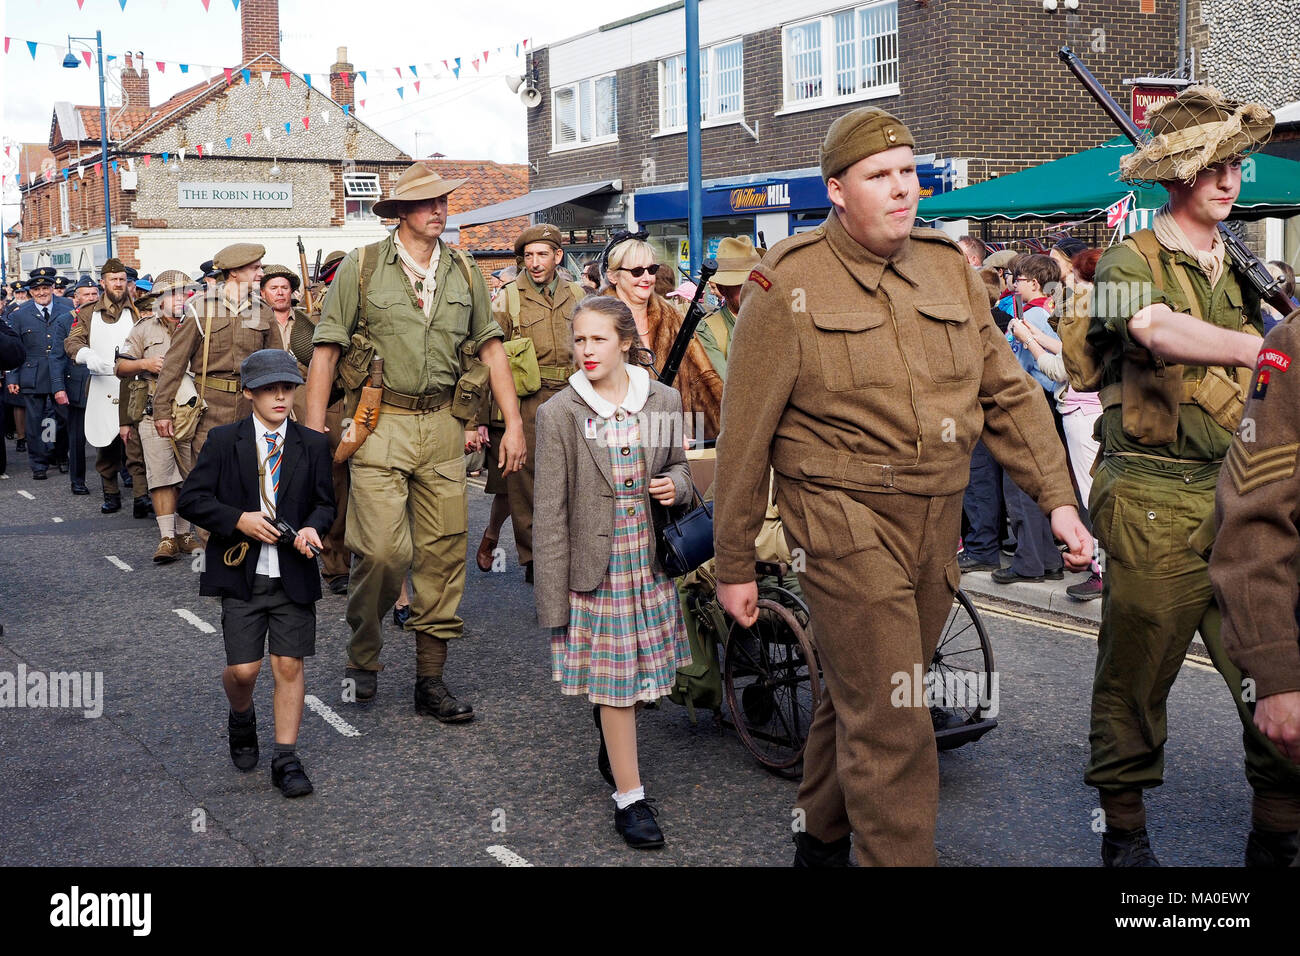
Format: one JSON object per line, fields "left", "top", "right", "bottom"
{"left": 917, "top": 136, "right": 1300, "bottom": 222}
{"left": 447, "top": 179, "right": 620, "bottom": 228}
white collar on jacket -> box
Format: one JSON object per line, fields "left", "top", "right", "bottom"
{"left": 568, "top": 363, "right": 650, "bottom": 418}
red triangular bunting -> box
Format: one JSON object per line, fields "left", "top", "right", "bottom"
{"left": 156, "top": 61, "right": 165, "bottom": 73}
{"left": 142, "top": 154, "right": 151, "bottom": 167}
{"left": 414, "top": 81, "right": 420, "bottom": 93}
{"left": 196, "top": 144, "right": 204, "bottom": 156}
{"left": 359, "top": 99, "right": 366, "bottom": 109}
{"left": 224, "top": 66, "right": 233, "bottom": 84}
{"left": 302, "top": 116, "right": 310, "bottom": 129}
{"left": 282, "top": 71, "right": 291, "bottom": 89}
{"left": 82, "top": 51, "right": 92, "bottom": 67}
{"left": 244, "top": 132, "right": 252, "bottom": 144}
{"left": 483, "top": 50, "right": 489, "bottom": 62}
{"left": 472, "top": 59, "right": 480, "bottom": 72}
{"left": 201, "top": 0, "right": 211, "bottom": 9}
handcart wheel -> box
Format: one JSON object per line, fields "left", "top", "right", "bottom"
{"left": 929, "top": 589, "right": 997, "bottom": 751}
{"left": 722, "top": 597, "right": 821, "bottom": 772}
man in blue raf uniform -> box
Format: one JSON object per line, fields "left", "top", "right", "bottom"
{"left": 6, "top": 268, "right": 74, "bottom": 479}
{"left": 0, "top": 312, "right": 24, "bottom": 478}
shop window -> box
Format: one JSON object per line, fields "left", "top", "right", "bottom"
{"left": 552, "top": 74, "right": 618, "bottom": 149}
{"left": 783, "top": 1, "right": 898, "bottom": 110}
{"left": 659, "top": 39, "right": 744, "bottom": 132}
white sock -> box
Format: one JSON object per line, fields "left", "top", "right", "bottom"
{"left": 613, "top": 785, "right": 645, "bottom": 810}
{"left": 175, "top": 517, "right": 191, "bottom": 535}
{"left": 156, "top": 513, "right": 175, "bottom": 539}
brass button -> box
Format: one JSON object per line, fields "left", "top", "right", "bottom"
{"left": 1147, "top": 511, "right": 1157, "bottom": 520}
{"left": 886, "top": 128, "right": 897, "bottom": 142}
{"left": 621, "top": 446, "right": 630, "bottom": 456}
{"left": 615, "top": 412, "right": 624, "bottom": 421}
{"left": 625, "top": 479, "right": 634, "bottom": 488}
{"left": 626, "top": 506, "right": 635, "bottom": 516}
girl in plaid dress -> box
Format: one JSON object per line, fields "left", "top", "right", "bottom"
{"left": 534, "top": 296, "right": 693, "bottom": 849}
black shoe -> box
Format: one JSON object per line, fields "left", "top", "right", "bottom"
{"left": 120, "top": 469, "right": 132, "bottom": 489}
{"left": 1101, "top": 826, "right": 1160, "bottom": 867}
{"left": 326, "top": 575, "right": 349, "bottom": 596}
{"left": 101, "top": 492, "right": 122, "bottom": 514}
{"left": 792, "top": 831, "right": 852, "bottom": 867}
{"left": 957, "top": 552, "right": 1000, "bottom": 573}
{"left": 991, "top": 566, "right": 1063, "bottom": 584}
{"left": 414, "top": 676, "right": 475, "bottom": 723}
{"left": 15, "top": 439, "right": 25, "bottom": 452}
{"left": 593, "top": 704, "right": 615, "bottom": 788}
{"left": 271, "top": 753, "right": 314, "bottom": 798}
{"left": 392, "top": 603, "right": 412, "bottom": 628}
{"left": 32, "top": 470, "right": 47, "bottom": 480}
{"left": 71, "top": 482, "right": 89, "bottom": 495}
{"left": 614, "top": 798, "right": 665, "bottom": 849}
{"left": 524, "top": 561, "right": 534, "bottom": 584}
{"left": 344, "top": 667, "right": 377, "bottom": 703}
{"left": 133, "top": 495, "right": 154, "bottom": 519}
{"left": 228, "top": 706, "right": 259, "bottom": 772}
{"left": 57, "top": 460, "right": 69, "bottom": 474}
{"left": 1245, "top": 827, "right": 1299, "bottom": 867}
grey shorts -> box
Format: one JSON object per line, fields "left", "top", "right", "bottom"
{"left": 221, "top": 575, "right": 316, "bottom": 665}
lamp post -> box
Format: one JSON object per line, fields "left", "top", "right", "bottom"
{"left": 63, "top": 31, "right": 113, "bottom": 261}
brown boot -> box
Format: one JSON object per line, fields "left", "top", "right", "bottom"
{"left": 175, "top": 531, "right": 202, "bottom": 554}
{"left": 476, "top": 531, "right": 498, "bottom": 572}
{"left": 153, "top": 536, "right": 180, "bottom": 564}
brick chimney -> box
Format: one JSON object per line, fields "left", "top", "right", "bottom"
{"left": 241, "top": 0, "right": 281, "bottom": 64}
{"left": 120, "top": 61, "right": 150, "bottom": 108}
{"left": 330, "top": 46, "right": 354, "bottom": 110}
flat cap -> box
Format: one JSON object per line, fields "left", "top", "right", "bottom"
{"left": 240, "top": 348, "right": 304, "bottom": 390}
{"left": 983, "top": 250, "right": 1019, "bottom": 270}
{"left": 820, "top": 107, "right": 915, "bottom": 182}
{"left": 514, "top": 223, "right": 563, "bottom": 257}
{"left": 212, "top": 242, "right": 266, "bottom": 272}
{"left": 259, "top": 263, "right": 300, "bottom": 291}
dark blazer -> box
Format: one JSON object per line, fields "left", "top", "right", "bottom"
{"left": 10, "top": 298, "right": 74, "bottom": 393}
{"left": 177, "top": 416, "right": 336, "bottom": 603}
{"left": 0, "top": 316, "right": 24, "bottom": 373}
{"left": 533, "top": 379, "right": 693, "bottom": 629}
{"left": 51, "top": 308, "right": 90, "bottom": 408}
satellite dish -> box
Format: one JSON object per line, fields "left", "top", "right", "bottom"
{"left": 505, "top": 75, "right": 526, "bottom": 94}
{"left": 520, "top": 84, "right": 541, "bottom": 109}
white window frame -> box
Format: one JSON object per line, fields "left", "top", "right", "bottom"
{"left": 779, "top": 0, "right": 899, "bottom": 116}
{"left": 550, "top": 73, "right": 619, "bottom": 152}
{"left": 657, "top": 38, "right": 745, "bottom": 134}
{"left": 343, "top": 172, "right": 381, "bottom": 198}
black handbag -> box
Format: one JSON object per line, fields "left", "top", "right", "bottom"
{"left": 653, "top": 487, "right": 715, "bottom": 579}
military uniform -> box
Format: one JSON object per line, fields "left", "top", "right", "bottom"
{"left": 492, "top": 234, "right": 582, "bottom": 568}
{"left": 715, "top": 211, "right": 1075, "bottom": 864}
{"left": 313, "top": 230, "right": 502, "bottom": 680}
{"left": 694, "top": 302, "right": 734, "bottom": 379}
{"left": 13, "top": 269, "right": 75, "bottom": 478}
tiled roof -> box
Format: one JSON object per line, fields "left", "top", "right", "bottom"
{"left": 16, "top": 143, "right": 54, "bottom": 177}
{"left": 423, "top": 159, "right": 531, "bottom": 252}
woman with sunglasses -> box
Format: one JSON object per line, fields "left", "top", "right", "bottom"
{"left": 601, "top": 238, "right": 723, "bottom": 442}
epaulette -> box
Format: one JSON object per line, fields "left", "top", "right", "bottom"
{"left": 909, "top": 226, "right": 962, "bottom": 251}
{"left": 764, "top": 226, "right": 826, "bottom": 268}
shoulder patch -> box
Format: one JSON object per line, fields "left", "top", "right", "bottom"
{"left": 748, "top": 269, "right": 772, "bottom": 291}
{"left": 1225, "top": 439, "right": 1300, "bottom": 496}
{"left": 1258, "top": 347, "right": 1292, "bottom": 373}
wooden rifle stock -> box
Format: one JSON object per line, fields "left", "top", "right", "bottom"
{"left": 657, "top": 258, "right": 718, "bottom": 389}
{"left": 297, "top": 235, "right": 315, "bottom": 315}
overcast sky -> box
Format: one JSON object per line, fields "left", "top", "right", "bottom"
{"left": 1, "top": 0, "right": 664, "bottom": 226}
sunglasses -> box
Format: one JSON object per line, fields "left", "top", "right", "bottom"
{"left": 617, "top": 264, "right": 661, "bottom": 278}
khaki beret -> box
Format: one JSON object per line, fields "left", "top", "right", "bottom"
{"left": 984, "top": 250, "right": 1019, "bottom": 270}
{"left": 259, "top": 263, "right": 300, "bottom": 291}
{"left": 101, "top": 258, "right": 127, "bottom": 277}
{"left": 212, "top": 242, "right": 266, "bottom": 272}
{"left": 820, "top": 107, "right": 916, "bottom": 182}
{"left": 514, "top": 223, "right": 563, "bottom": 257}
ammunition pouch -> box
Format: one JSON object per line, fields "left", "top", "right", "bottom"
{"left": 124, "top": 378, "right": 150, "bottom": 425}
{"left": 504, "top": 336, "right": 542, "bottom": 397}
{"left": 452, "top": 353, "right": 490, "bottom": 422}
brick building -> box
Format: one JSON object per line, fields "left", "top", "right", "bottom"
{"left": 498, "top": 0, "right": 1185, "bottom": 266}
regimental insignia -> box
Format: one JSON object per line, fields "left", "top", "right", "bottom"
{"left": 1258, "top": 348, "right": 1292, "bottom": 373}
{"left": 1254, "top": 369, "right": 1270, "bottom": 400}
{"left": 747, "top": 269, "right": 772, "bottom": 291}
{"left": 1225, "top": 439, "right": 1300, "bottom": 495}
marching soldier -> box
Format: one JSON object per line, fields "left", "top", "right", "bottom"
{"left": 1083, "top": 87, "right": 1297, "bottom": 867}
{"left": 695, "top": 235, "right": 761, "bottom": 380}
{"left": 154, "top": 243, "right": 273, "bottom": 458}
{"left": 713, "top": 108, "right": 1089, "bottom": 866}
{"left": 64, "top": 259, "right": 148, "bottom": 514}
{"left": 10, "top": 267, "right": 74, "bottom": 480}
{"left": 491, "top": 223, "right": 584, "bottom": 581}
{"left": 305, "top": 162, "right": 525, "bottom": 720}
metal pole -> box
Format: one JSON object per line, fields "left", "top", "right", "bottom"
{"left": 685, "top": 0, "right": 702, "bottom": 276}
{"left": 1178, "top": 0, "right": 1187, "bottom": 77}
{"left": 96, "top": 30, "right": 113, "bottom": 260}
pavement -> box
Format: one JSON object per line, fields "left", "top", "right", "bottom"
{"left": 959, "top": 555, "right": 1102, "bottom": 625}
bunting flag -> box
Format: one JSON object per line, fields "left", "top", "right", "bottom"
{"left": 472, "top": 59, "right": 480, "bottom": 72}
{"left": 195, "top": 144, "right": 203, "bottom": 157}
{"left": 409, "top": 65, "right": 418, "bottom": 77}
{"left": 261, "top": 71, "right": 271, "bottom": 88}
{"left": 1105, "top": 193, "right": 1134, "bottom": 229}
{"left": 161, "top": 152, "right": 170, "bottom": 164}
{"left": 201, "top": 0, "right": 211, "bottom": 10}
{"left": 304, "top": 73, "right": 312, "bottom": 89}
{"left": 358, "top": 100, "right": 365, "bottom": 110}
{"left": 77, "top": 0, "right": 86, "bottom": 9}
{"left": 343, "top": 104, "right": 351, "bottom": 115}
{"left": 155, "top": 61, "right": 165, "bottom": 73}
{"left": 62, "top": 168, "right": 69, "bottom": 180}
{"left": 284, "top": 122, "right": 292, "bottom": 135}
{"left": 95, "top": 162, "right": 103, "bottom": 174}
{"left": 82, "top": 51, "right": 92, "bottom": 68}
{"left": 142, "top": 154, "right": 150, "bottom": 167}
{"left": 224, "top": 67, "right": 233, "bottom": 84}
{"left": 442, "top": 60, "right": 449, "bottom": 72}
{"left": 395, "top": 67, "right": 402, "bottom": 78}
{"left": 414, "top": 81, "right": 420, "bottom": 94}
{"left": 241, "top": 68, "right": 251, "bottom": 85}
{"left": 263, "top": 127, "right": 272, "bottom": 141}
{"left": 4, "top": 39, "right": 10, "bottom": 55}
{"left": 118, "top": 0, "right": 127, "bottom": 9}
{"left": 483, "top": 50, "right": 489, "bottom": 62}
{"left": 205, "top": 141, "right": 214, "bottom": 154}
{"left": 179, "top": 63, "right": 189, "bottom": 73}
{"left": 396, "top": 87, "right": 404, "bottom": 100}
{"left": 27, "top": 40, "right": 37, "bottom": 59}
{"left": 357, "top": 70, "right": 367, "bottom": 84}
{"left": 282, "top": 71, "right": 291, "bottom": 89}
{"left": 302, "top": 116, "right": 310, "bottom": 130}
{"left": 178, "top": 148, "right": 185, "bottom": 162}
{"left": 226, "top": 136, "right": 233, "bottom": 149}
{"left": 111, "top": 160, "right": 119, "bottom": 172}
{"left": 232, "top": 0, "right": 240, "bottom": 9}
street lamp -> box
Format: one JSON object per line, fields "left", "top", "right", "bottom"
{"left": 63, "top": 31, "right": 113, "bottom": 261}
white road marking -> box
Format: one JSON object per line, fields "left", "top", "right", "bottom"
{"left": 105, "top": 555, "right": 133, "bottom": 572}
{"left": 172, "top": 608, "right": 215, "bottom": 633}
{"left": 17, "top": 490, "right": 34, "bottom": 500}
{"left": 52, "top": 517, "right": 63, "bottom": 523}
{"left": 485, "top": 845, "right": 532, "bottom": 867}
{"left": 304, "top": 695, "right": 362, "bottom": 737}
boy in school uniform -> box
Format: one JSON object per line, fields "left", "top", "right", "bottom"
{"left": 178, "top": 349, "right": 335, "bottom": 797}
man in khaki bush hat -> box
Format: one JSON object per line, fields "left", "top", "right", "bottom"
{"left": 154, "top": 241, "right": 274, "bottom": 470}
{"left": 696, "top": 234, "right": 761, "bottom": 379}
{"left": 306, "top": 162, "right": 524, "bottom": 721}
{"left": 1084, "top": 87, "right": 1297, "bottom": 867}
{"left": 713, "top": 106, "right": 1088, "bottom": 866}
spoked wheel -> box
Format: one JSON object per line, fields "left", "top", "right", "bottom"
{"left": 722, "top": 597, "right": 821, "bottom": 773}
{"left": 929, "top": 589, "right": 998, "bottom": 750}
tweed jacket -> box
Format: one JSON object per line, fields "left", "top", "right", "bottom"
{"left": 533, "top": 371, "right": 693, "bottom": 629}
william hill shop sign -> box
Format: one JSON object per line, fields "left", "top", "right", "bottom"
{"left": 728, "top": 182, "right": 791, "bottom": 212}
{"left": 178, "top": 182, "right": 294, "bottom": 208}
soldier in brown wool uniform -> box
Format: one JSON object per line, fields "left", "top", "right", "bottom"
{"left": 1209, "top": 308, "right": 1300, "bottom": 867}
{"left": 713, "top": 107, "right": 1091, "bottom": 866}
{"left": 487, "top": 223, "right": 585, "bottom": 582}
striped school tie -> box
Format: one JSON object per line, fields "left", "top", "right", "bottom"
{"left": 265, "top": 434, "right": 282, "bottom": 505}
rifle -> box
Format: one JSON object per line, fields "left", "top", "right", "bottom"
{"left": 312, "top": 248, "right": 322, "bottom": 285}
{"left": 656, "top": 258, "right": 717, "bottom": 389}
{"left": 296, "top": 236, "right": 315, "bottom": 315}
{"left": 1057, "top": 46, "right": 1291, "bottom": 317}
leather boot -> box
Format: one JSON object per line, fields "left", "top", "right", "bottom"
{"left": 414, "top": 677, "right": 474, "bottom": 723}
{"left": 101, "top": 492, "right": 122, "bottom": 514}
{"left": 792, "top": 831, "right": 852, "bottom": 867}
{"left": 1101, "top": 826, "right": 1160, "bottom": 867}
{"left": 133, "top": 495, "right": 155, "bottom": 519}
{"left": 1245, "top": 828, "right": 1299, "bottom": 868}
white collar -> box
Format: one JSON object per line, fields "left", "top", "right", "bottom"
{"left": 252, "top": 415, "right": 287, "bottom": 447}
{"left": 569, "top": 363, "right": 650, "bottom": 418}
